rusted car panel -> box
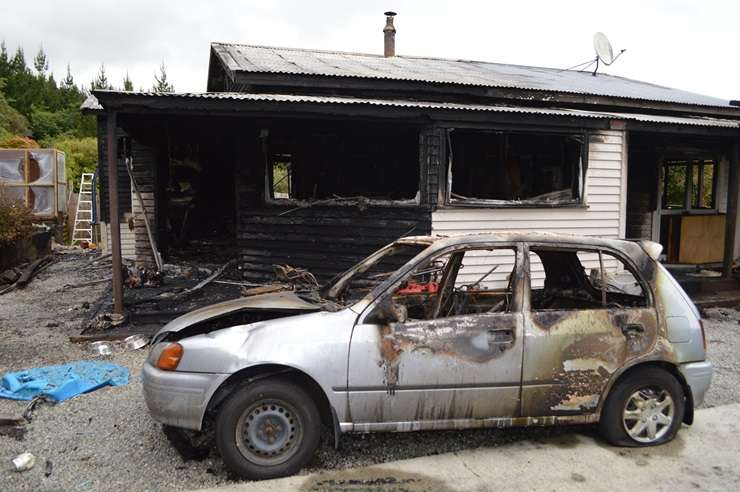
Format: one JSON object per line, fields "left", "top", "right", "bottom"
{"left": 143, "top": 231, "right": 711, "bottom": 438}
{"left": 522, "top": 307, "right": 659, "bottom": 416}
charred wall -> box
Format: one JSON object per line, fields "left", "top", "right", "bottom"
{"left": 237, "top": 205, "right": 431, "bottom": 282}
{"left": 234, "top": 121, "right": 438, "bottom": 282}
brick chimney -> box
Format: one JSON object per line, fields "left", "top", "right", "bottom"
{"left": 383, "top": 11, "right": 397, "bottom": 57}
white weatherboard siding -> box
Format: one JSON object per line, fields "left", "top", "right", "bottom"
{"left": 99, "top": 219, "right": 136, "bottom": 260}
{"left": 432, "top": 130, "right": 626, "bottom": 288}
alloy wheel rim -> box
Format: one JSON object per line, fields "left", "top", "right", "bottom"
{"left": 622, "top": 388, "right": 674, "bottom": 444}
{"left": 234, "top": 398, "right": 302, "bottom": 466}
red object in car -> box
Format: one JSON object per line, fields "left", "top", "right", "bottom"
{"left": 397, "top": 280, "right": 439, "bottom": 295}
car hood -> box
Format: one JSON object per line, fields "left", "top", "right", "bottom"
{"left": 155, "top": 290, "right": 323, "bottom": 337}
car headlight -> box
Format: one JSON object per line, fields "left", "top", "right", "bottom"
{"left": 148, "top": 342, "right": 183, "bottom": 371}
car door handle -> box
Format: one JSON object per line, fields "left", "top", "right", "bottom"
{"left": 622, "top": 324, "right": 644, "bottom": 338}
{"left": 487, "top": 329, "right": 513, "bottom": 344}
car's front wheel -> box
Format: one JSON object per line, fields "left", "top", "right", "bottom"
{"left": 215, "top": 378, "right": 321, "bottom": 480}
{"left": 599, "top": 366, "right": 685, "bottom": 446}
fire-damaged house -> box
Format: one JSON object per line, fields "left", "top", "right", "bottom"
{"left": 82, "top": 13, "right": 740, "bottom": 313}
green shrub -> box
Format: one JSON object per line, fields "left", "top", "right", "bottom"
{"left": 48, "top": 135, "right": 97, "bottom": 190}
{"left": 0, "top": 186, "right": 35, "bottom": 245}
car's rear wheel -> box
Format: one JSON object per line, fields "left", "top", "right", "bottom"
{"left": 215, "top": 378, "right": 320, "bottom": 480}
{"left": 599, "top": 366, "right": 684, "bottom": 446}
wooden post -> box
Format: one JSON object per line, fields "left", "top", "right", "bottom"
{"left": 106, "top": 111, "right": 124, "bottom": 314}
{"left": 722, "top": 139, "right": 740, "bottom": 278}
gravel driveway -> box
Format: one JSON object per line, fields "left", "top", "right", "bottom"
{"left": 1, "top": 253, "right": 738, "bottom": 491}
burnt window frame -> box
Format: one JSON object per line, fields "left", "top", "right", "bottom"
{"left": 524, "top": 243, "right": 654, "bottom": 311}
{"left": 261, "top": 126, "right": 423, "bottom": 208}
{"left": 444, "top": 129, "right": 589, "bottom": 209}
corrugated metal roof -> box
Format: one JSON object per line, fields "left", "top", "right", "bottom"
{"left": 84, "top": 91, "right": 740, "bottom": 128}
{"left": 211, "top": 43, "right": 732, "bottom": 109}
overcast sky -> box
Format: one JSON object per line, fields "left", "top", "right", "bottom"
{"left": 1, "top": 0, "right": 737, "bottom": 99}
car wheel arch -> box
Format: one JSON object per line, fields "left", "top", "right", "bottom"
{"left": 598, "top": 360, "right": 693, "bottom": 425}
{"left": 204, "top": 363, "right": 336, "bottom": 435}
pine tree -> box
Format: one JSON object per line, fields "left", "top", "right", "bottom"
{"left": 62, "top": 64, "right": 75, "bottom": 89}
{"left": 123, "top": 72, "right": 134, "bottom": 91}
{"left": 152, "top": 61, "right": 174, "bottom": 92}
{"left": 33, "top": 46, "right": 48, "bottom": 75}
{"left": 0, "top": 42, "right": 8, "bottom": 79}
{"left": 90, "top": 63, "right": 112, "bottom": 90}
{"left": 10, "top": 47, "right": 26, "bottom": 72}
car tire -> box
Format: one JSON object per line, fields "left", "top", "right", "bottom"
{"left": 599, "top": 366, "right": 685, "bottom": 447}
{"left": 215, "top": 378, "right": 321, "bottom": 480}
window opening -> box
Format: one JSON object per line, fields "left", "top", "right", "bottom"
{"left": 449, "top": 131, "right": 586, "bottom": 206}
{"left": 271, "top": 154, "right": 293, "bottom": 199}
{"left": 662, "top": 159, "right": 716, "bottom": 210}
{"left": 388, "top": 246, "right": 518, "bottom": 320}
{"left": 529, "top": 248, "right": 647, "bottom": 311}
{"left": 262, "top": 125, "right": 420, "bottom": 204}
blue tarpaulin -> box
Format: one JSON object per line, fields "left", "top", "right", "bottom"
{"left": 0, "top": 361, "right": 128, "bottom": 402}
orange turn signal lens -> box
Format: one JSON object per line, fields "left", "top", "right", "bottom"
{"left": 156, "top": 343, "right": 183, "bottom": 371}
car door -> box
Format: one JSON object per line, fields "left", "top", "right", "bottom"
{"left": 346, "top": 243, "right": 525, "bottom": 430}
{"left": 521, "top": 244, "right": 658, "bottom": 417}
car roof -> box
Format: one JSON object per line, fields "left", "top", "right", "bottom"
{"left": 396, "top": 232, "right": 655, "bottom": 257}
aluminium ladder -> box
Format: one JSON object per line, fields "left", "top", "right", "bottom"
{"left": 72, "top": 173, "right": 95, "bottom": 244}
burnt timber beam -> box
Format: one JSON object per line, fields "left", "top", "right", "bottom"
{"left": 106, "top": 110, "right": 124, "bottom": 314}
{"left": 89, "top": 93, "right": 738, "bottom": 137}
{"left": 723, "top": 138, "right": 740, "bottom": 278}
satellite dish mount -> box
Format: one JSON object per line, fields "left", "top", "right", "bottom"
{"left": 592, "top": 32, "right": 626, "bottom": 76}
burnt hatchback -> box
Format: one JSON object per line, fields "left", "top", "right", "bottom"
{"left": 143, "top": 233, "right": 712, "bottom": 480}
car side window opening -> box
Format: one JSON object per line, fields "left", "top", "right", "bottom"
{"left": 529, "top": 248, "right": 648, "bottom": 311}
{"left": 388, "top": 246, "right": 519, "bottom": 320}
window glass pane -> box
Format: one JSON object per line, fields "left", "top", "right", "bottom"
{"left": 691, "top": 163, "right": 700, "bottom": 208}
{"left": 0, "top": 185, "right": 26, "bottom": 204}
{"left": 57, "top": 152, "right": 66, "bottom": 182}
{"left": 28, "top": 151, "right": 54, "bottom": 184}
{"left": 29, "top": 186, "right": 53, "bottom": 215}
{"left": 703, "top": 163, "right": 715, "bottom": 208}
{"left": 58, "top": 183, "right": 67, "bottom": 214}
{"left": 690, "top": 161, "right": 716, "bottom": 209}
{"left": 664, "top": 163, "right": 687, "bottom": 209}
{"left": 0, "top": 150, "right": 25, "bottom": 183}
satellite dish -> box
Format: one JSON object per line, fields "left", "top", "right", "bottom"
{"left": 593, "top": 32, "right": 615, "bottom": 65}
{"left": 561, "top": 32, "right": 625, "bottom": 75}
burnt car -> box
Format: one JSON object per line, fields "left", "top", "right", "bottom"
{"left": 142, "top": 233, "right": 712, "bottom": 480}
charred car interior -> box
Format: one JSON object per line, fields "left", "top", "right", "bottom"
{"left": 529, "top": 248, "right": 648, "bottom": 310}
